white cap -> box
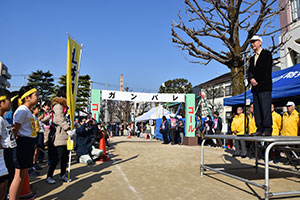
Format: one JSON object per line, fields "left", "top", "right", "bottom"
{"left": 250, "top": 35, "right": 263, "bottom": 43}
{"left": 286, "top": 101, "right": 295, "bottom": 107}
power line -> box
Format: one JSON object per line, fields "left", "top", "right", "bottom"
{"left": 11, "top": 74, "right": 28, "bottom": 77}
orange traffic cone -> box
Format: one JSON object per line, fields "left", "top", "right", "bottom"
{"left": 227, "top": 139, "right": 232, "bottom": 149}
{"left": 110, "top": 130, "right": 113, "bottom": 138}
{"left": 128, "top": 130, "right": 131, "bottom": 138}
{"left": 20, "top": 170, "right": 37, "bottom": 199}
{"left": 97, "top": 131, "right": 110, "bottom": 162}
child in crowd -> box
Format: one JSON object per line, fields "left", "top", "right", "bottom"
{"left": 0, "top": 89, "right": 14, "bottom": 200}
{"left": 40, "top": 101, "right": 51, "bottom": 164}
{"left": 3, "top": 91, "right": 18, "bottom": 126}
{"left": 0, "top": 149, "right": 8, "bottom": 200}
{"left": 32, "top": 104, "right": 43, "bottom": 171}
{"left": 10, "top": 86, "right": 38, "bottom": 200}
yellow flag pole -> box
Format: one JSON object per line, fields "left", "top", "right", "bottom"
{"left": 67, "top": 34, "right": 83, "bottom": 182}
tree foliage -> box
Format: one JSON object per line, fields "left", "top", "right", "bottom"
{"left": 159, "top": 78, "right": 192, "bottom": 93}
{"left": 57, "top": 74, "right": 91, "bottom": 114}
{"left": 172, "top": 0, "right": 288, "bottom": 95}
{"left": 77, "top": 75, "right": 91, "bottom": 114}
{"left": 27, "top": 70, "right": 55, "bottom": 103}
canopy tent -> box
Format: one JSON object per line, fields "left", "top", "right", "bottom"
{"left": 135, "top": 105, "right": 180, "bottom": 122}
{"left": 224, "top": 64, "right": 300, "bottom": 106}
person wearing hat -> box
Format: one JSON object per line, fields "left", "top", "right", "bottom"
{"left": 281, "top": 101, "right": 300, "bottom": 137}
{"left": 248, "top": 35, "right": 273, "bottom": 136}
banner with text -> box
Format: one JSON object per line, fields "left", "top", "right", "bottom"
{"left": 185, "top": 94, "right": 195, "bottom": 137}
{"left": 91, "top": 89, "right": 101, "bottom": 123}
{"left": 66, "top": 37, "right": 82, "bottom": 130}
{"left": 101, "top": 90, "right": 185, "bottom": 103}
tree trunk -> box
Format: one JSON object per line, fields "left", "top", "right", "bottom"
{"left": 230, "top": 65, "right": 244, "bottom": 96}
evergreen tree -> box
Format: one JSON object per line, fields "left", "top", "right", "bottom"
{"left": 159, "top": 78, "right": 192, "bottom": 94}
{"left": 57, "top": 74, "right": 91, "bottom": 114}
{"left": 77, "top": 75, "right": 91, "bottom": 114}
{"left": 27, "top": 70, "right": 55, "bottom": 103}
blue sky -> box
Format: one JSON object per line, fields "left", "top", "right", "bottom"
{"left": 0, "top": 1, "right": 279, "bottom": 93}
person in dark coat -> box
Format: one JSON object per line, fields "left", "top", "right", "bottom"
{"left": 213, "top": 111, "right": 223, "bottom": 147}
{"left": 160, "top": 116, "right": 169, "bottom": 144}
{"left": 76, "top": 117, "right": 103, "bottom": 165}
{"left": 204, "top": 115, "right": 215, "bottom": 147}
{"left": 248, "top": 35, "right": 273, "bottom": 136}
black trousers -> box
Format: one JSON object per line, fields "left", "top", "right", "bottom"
{"left": 253, "top": 91, "right": 272, "bottom": 133}
{"left": 47, "top": 145, "right": 69, "bottom": 178}
{"left": 162, "top": 131, "right": 169, "bottom": 144}
{"left": 170, "top": 129, "right": 177, "bottom": 144}
{"left": 4, "top": 148, "right": 15, "bottom": 189}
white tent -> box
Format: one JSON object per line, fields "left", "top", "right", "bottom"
{"left": 135, "top": 105, "right": 180, "bottom": 122}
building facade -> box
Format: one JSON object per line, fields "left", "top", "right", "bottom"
{"left": 279, "top": 0, "right": 300, "bottom": 68}
{"left": 192, "top": 72, "right": 233, "bottom": 133}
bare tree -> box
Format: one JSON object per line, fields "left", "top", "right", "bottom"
{"left": 135, "top": 102, "right": 152, "bottom": 116}
{"left": 172, "top": 0, "right": 289, "bottom": 95}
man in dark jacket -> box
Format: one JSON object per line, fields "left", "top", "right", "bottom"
{"left": 248, "top": 35, "right": 273, "bottom": 136}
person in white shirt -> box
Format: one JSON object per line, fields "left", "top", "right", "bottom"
{"left": 0, "top": 89, "right": 14, "bottom": 200}
{"left": 10, "top": 86, "right": 38, "bottom": 200}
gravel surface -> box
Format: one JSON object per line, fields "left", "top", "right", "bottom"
{"left": 31, "top": 136, "right": 300, "bottom": 200}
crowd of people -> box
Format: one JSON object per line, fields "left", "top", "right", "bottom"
{"left": 0, "top": 86, "right": 109, "bottom": 200}
{"left": 1, "top": 79, "right": 299, "bottom": 199}
{"left": 159, "top": 115, "right": 185, "bottom": 145}
{"left": 156, "top": 99, "right": 299, "bottom": 165}
{"left": 230, "top": 102, "right": 300, "bottom": 163}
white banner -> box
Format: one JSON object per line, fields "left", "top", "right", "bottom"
{"left": 102, "top": 90, "right": 185, "bottom": 103}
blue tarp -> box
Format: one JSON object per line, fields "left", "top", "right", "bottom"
{"left": 154, "top": 118, "right": 187, "bottom": 141}
{"left": 224, "top": 64, "right": 300, "bottom": 106}
{"left": 154, "top": 118, "right": 163, "bottom": 140}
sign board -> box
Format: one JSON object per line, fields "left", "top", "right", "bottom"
{"left": 185, "top": 94, "right": 195, "bottom": 137}
{"left": 91, "top": 89, "right": 101, "bottom": 123}
{"left": 101, "top": 90, "right": 185, "bottom": 103}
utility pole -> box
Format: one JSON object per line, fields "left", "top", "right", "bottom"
{"left": 120, "top": 74, "right": 124, "bottom": 92}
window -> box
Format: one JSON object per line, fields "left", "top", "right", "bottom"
{"left": 291, "top": 0, "right": 300, "bottom": 21}
{"left": 291, "top": 50, "right": 300, "bottom": 65}
{"left": 225, "top": 85, "right": 232, "bottom": 96}
{"left": 216, "top": 87, "right": 224, "bottom": 98}
{"left": 226, "top": 111, "right": 232, "bottom": 123}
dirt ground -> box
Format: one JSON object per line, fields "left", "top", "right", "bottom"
{"left": 31, "top": 136, "right": 300, "bottom": 200}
